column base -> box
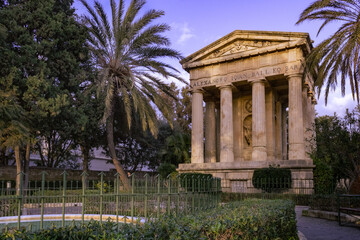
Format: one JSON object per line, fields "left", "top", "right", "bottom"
{"left": 205, "top": 155, "right": 217, "bottom": 163}
{"left": 289, "top": 143, "right": 305, "bottom": 160}
{"left": 252, "top": 146, "right": 267, "bottom": 161}
{"left": 220, "top": 149, "right": 234, "bottom": 163}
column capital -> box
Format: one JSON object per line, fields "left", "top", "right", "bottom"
{"left": 249, "top": 79, "right": 266, "bottom": 85}
{"left": 285, "top": 73, "right": 303, "bottom": 79}
{"left": 218, "top": 84, "right": 233, "bottom": 90}
{"left": 190, "top": 88, "right": 204, "bottom": 94}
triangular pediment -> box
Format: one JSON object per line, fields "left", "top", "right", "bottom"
{"left": 181, "top": 30, "right": 312, "bottom": 71}
{"left": 203, "top": 39, "right": 285, "bottom": 60}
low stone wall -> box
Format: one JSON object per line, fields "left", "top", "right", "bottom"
{"left": 178, "top": 159, "right": 314, "bottom": 194}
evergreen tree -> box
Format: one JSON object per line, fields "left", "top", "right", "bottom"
{"left": 0, "top": 0, "right": 95, "bottom": 188}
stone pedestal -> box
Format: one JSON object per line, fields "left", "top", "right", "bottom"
{"left": 178, "top": 160, "right": 314, "bottom": 194}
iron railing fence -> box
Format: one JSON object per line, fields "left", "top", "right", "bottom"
{"left": 0, "top": 171, "right": 221, "bottom": 231}
{"left": 222, "top": 177, "right": 353, "bottom": 211}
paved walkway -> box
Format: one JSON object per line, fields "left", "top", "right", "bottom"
{"left": 296, "top": 206, "right": 360, "bottom": 240}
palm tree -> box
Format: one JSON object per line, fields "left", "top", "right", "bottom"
{"left": 296, "top": 0, "right": 360, "bottom": 104}
{"left": 0, "top": 70, "right": 29, "bottom": 195}
{"left": 80, "top": 0, "right": 185, "bottom": 189}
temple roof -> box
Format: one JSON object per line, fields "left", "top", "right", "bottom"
{"left": 181, "top": 30, "right": 313, "bottom": 71}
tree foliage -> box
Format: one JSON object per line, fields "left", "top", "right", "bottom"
{"left": 311, "top": 107, "right": 360, "bottom": 193}
{"left": 0, "top": 0, "right": 96, "bottom": 185}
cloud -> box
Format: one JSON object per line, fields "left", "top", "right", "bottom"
{"left": 172, "top": 22, "right": 195, "bottom": 45}
{"left": 315, "top": 87, "right": 358, "bottom": 117}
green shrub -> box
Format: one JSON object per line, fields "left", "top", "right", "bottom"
{"left": 221, "top": 192, "right": 311, "bottom": 206}
{"left": 1, "top": 199, "right": 298, "bottom": 240}
{"left": 313, "top": 157, "right": 336, "bottom": 194}
{"left": 158, "top": 162, "right": 177, "bottom": 179}
{"left": 252, "top": 166, "right": 292, "bottom": 193}
{"left": 179, "top": 172, "right": 213, "bottom": 192}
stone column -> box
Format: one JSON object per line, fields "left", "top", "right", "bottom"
{"left": 288, "top": 73, "right": 305, "bottom": 160}
{"left": 191, "top": 89, "right": 204, "bottom": 164}
{"left": 265, "top": 89, "right": 275, "bottom": 160}
{"left": 303, "top": 86, "right": 311, "bottom": 156}
{"left": 220, "top": 85, "right": 234, "bottom": 163}
{"left": 275, "top": 100, "right": 282, "bottom": 160}
{"left": 281, "top": 104, "right": 288, "bottom": 160}
{"left": 205, "top": 99, "right": 216, "bottom": 163}
{"left": 251, "top": 79, "right": 267, "bottom": 161}
{"left": 215, "top": 102, "right": 220, "bottom": 162}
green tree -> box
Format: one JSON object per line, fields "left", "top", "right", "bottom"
{"left": 311, "top": 109, "right": 360, "bottom": 193}
{"left": 297, "top": 0, "right": 360, "bottom": 103}
{"left": 0, "top": 70, "right": 29, "bottom": 193}
{"left": 0, "top": 0, "right": 94, "bottom": 187}
{"left": 81, "top": 0, "right": 184, "bottom": 189}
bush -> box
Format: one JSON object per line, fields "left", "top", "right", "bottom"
{"left": 252, "top": 167, "right": 292, "bottom": 193}
{"left": 313, "top": 157, "right": 336, "bottom": 194}
{"left": 1, "top": 199, "right": 298, "bottom": 240}
{"left": 179, "top": 172, "right": 213, "bottom": 192}
{"left": 221, "top": 192, "right": 311, "bottom": 206}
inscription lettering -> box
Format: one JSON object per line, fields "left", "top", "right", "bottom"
{"left": 191, "top": 63, "right": 300, "bottom": 88}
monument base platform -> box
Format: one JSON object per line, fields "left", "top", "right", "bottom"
{"left": 178, "top": 160, "right": 314, "bottom": 194}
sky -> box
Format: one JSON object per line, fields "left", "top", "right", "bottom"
{"left": 74, "top": 0, "right": 359, "bottom": 117}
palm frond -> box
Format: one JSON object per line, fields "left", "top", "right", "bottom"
{"left": 82, "top": 0, "right": 184, "bottom": 136}
{"left": 297, "top": 0, "right": 360, "bottom": 103}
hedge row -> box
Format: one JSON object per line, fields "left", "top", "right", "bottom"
{"left": 1, "top": 199, "right": 298, "bottom": 240}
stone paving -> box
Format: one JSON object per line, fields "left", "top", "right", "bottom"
{"left": 296, "top": 206, "right": 360, "bottom": 240}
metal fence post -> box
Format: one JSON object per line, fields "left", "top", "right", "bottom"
{"left": 61, "top": 171, "right": 68, "bottom": 227}
{"left": 207, "top": 176, "right": 211, "bottom": 208}
{"left": 157, "top": 175, "right": 160, "bottom": 219}
{"left": 197, "top": 176, "right": 201, "bottom": 211}
{"left": 131, "top": 174, "right": 135, "bottom": 223}
{"left": 17, "top": 171, "right": 24, "bottom": 230}
{"left": 115, "top": 172, "right": 120, "bottom": 226}
{"left": 167, "top": 176, "right": 171, "bottom": 215}
{"left": 191, "top": 176, "right": 195, "bottom": 214}
{"left": 80, "top": 171, "right": 88, "bottom": 224}
{"left": 184, "top": 175, "right": 188, "bottom": 214}
{"left": 40, "top": 171, "right": 47, "bottom": 230}
{"left": 176, "top": 175, "right": 180, "bottom": 216}
{"left": 144, "top": 174, "right": 148, "bottom": 222}
{"left": 99, "top": 172, "right": 104, "bottom": 224}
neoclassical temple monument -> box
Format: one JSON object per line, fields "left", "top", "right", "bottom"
{"left": 178, "top": 30, "right": 316, "bottom": 193}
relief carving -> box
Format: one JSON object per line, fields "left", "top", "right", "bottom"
{"left": 243, "top": 115, "right": 252, "bottom": 147}
{"left": 245, "top": 99, "right": 252, "bottom": 113}
{"left": 210, "top": 40, "right": 282, "bottom": 59}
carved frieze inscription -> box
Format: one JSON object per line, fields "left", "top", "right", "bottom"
{"left": 190, "top": 62, "right": 302, "bottom": 88}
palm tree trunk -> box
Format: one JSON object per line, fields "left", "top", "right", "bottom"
{"left": 14, "top": 145, "right": 22, "bottom": 196}
{"left": 106, "top": 111, "right": 131, "bottom": 191}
